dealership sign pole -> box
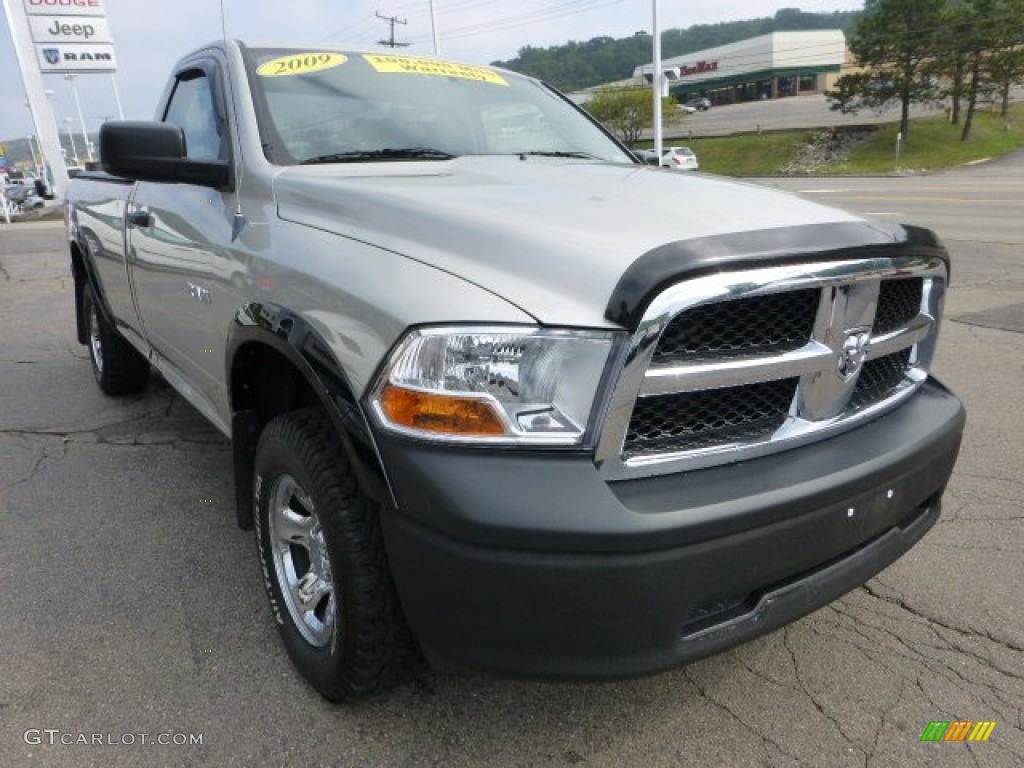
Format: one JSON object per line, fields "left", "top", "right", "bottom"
{"left": 3, "top": 0, "right": 68, "bottom": 196}
{"left": 3, "top": 0, "right": 119, "bottom": 196}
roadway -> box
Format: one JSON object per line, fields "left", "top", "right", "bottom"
{"left": 759, "top": 149, "right": 1024, "bottom": 245}
{"left": 1, "top": 158, "right": 1022, "bottom": 767}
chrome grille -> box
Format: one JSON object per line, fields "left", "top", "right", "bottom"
{"left": 873, "top": 278, "right": 923, "bottom": 335}
{"left": 849, "top": 348, "right": 913, "bottom": 410}
{"left": 652, "top": 289, "right": 820, "bottom": 363}
{"left": 597, "top": 256, "right": 947, "bottom": 480}
{"left": 625, "top": 379, "right": 798, "bottom": 457}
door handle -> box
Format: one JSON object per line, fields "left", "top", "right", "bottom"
{"left": 127, "top": 210, "right": 152, "bottom": 228}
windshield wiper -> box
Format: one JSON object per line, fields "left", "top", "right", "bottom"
{"left": 516, "top": 151, "right": 599, "bottom": 160}
{"left": 301, "top": 148, "right": 455, "bottom": 164}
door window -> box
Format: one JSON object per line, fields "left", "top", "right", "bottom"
{"left": 163, "top": 71, "right": 224, "bottom": 161}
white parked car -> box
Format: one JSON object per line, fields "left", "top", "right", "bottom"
{"left": 637, "top": 146, "right": 700, "bottom": 171}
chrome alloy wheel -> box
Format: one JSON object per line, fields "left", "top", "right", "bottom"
{"left": 87, "top": 301, "right": 104, "bottom": 373}
{"left": 268, "top": 474, "right": 336, "bottom": 647}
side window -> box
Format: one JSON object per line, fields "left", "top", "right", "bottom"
{"left": 163, "top": 71, "right": 224, "bottom": 161}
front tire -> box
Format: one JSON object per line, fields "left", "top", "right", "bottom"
{"left": 253, "top": 408, "right": 408, "bottom": 701}
{"left": 83, "top": 283, "right": 149, "bottom": 396}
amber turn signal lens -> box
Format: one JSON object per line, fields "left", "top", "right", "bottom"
{"left": 379, "top": 385, "right": 507, "bottom": 436}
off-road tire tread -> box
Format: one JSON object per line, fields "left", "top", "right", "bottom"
{"left": 83, "top": 286, "right": 149, "bottom": 396}
{"left": 255, "top": 408, "right": 416, "bottom": 701}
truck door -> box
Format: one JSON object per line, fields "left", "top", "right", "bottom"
{"left": 74, "top": 184, "right": 145, "bottom": 344}
{"left": 127, "top": 63, "right": 241, "bottom": 427}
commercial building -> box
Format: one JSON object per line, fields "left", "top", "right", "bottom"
{"left": 633, "top": 30, "right": 847, "bottom": 106}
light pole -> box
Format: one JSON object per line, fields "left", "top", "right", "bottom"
{"left": 428, "top": 0, "right": 440, "bottom": 55}
{"left": 65, "top": 73, "right": 94, "bottom": 163}
{"left": 26, "top": 135, "right": 40, "bottom": 177}
{"left": 23, "top": 101, "right": 45, "bottom": 178}
{"left": 109, "top": 73, "right": 125, "bottom": 120}
{"left": 43, "top": 88, "right": 59, "bottom": 184}
{"left": 651, "top": 0, "right": 663, "bottom": 158}
{"left": 64, "top": 118, "right": 80, "bottom": 165}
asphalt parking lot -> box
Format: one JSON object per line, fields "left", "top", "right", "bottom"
{"left": 1, "top": 156, "right": 1022, "bottom": 768}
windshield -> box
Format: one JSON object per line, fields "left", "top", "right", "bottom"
{"left": 241, "top": 48, "right": 632, "bottom": 166}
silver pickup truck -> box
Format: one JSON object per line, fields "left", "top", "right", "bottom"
{"left": 65, "top": 41, "right": 965, "bottom": 701}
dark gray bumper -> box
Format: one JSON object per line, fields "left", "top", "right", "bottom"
{"left": 375, "top": 379, "right": 964, "bottom": 678}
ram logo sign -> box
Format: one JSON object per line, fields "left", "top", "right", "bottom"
{"left": 34, "top": 43, "right": 116, "bottom": 72}
{"left": 920, "top": 721, "right": 996, "bottom": 742}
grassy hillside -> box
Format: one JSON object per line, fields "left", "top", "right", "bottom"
{"left": 824, "top": 103, "right": 1024, "bottom": 174}
{"left": 637, "top": 103, "right": 1024, "bottom": 176}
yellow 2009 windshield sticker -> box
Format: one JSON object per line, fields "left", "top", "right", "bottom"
{"left": 257, "top": 53, "right": 347, "bottom": 77}
{"left": 362, "top": 54, "right": 508, "bottom": 86}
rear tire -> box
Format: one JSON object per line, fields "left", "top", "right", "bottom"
{"left": 253, "top": 408, "right": 411, "bottom": 701}
{"left": 83, "top": 283, "right": 150, "bottom": 396}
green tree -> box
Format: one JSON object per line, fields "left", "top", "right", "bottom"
{"left": 584, "top": 88, "right": 677, "bottom": 146}
{"left": 955, "top": 0, "right": 1024, "bottom": 140}
{"left": 929, "top": 0, "right": 971, "bottom": 124}
{"left": 990, "top": 45, "right": 1024, "bottom": 116}
{"left": 827, "top": 0, "right": 948, "bottom": 143}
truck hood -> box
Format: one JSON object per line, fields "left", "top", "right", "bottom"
{"left": 274, "top": 157, "right": 896, "bottom": 327}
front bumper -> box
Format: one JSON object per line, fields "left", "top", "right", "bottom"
{"left": 375, "top": 379, "right": 964, "bottom": 678}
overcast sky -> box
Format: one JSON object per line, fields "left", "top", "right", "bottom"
{"left": 1, "top": 0, "right": 863, "bottom": 140}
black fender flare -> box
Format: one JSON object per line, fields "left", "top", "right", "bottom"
{"left": 69, "top": 226, "right": 117, "bottom": 346}
{"left": 226, "top": 302, "right": 394, "bottom": 529}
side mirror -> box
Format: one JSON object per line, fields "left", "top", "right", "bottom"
{"left": 100, "top": 121, "right": 231, "bottom": 189}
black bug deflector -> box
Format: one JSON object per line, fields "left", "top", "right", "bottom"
{"left": 605, "top": 222, "right": 949, "bottom": 329}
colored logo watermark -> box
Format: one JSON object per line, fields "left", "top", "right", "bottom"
{"left": 920, "top": 721, "right": 996, "bottom": 742}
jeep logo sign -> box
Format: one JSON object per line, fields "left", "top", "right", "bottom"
{"left": 29, "top": 15, "right": 113, "bottom": 44}
{"left": 22, "top": 0, "right": 106, "bottom": 17}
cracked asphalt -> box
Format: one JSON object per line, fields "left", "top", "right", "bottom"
{"left": 2, "top": 156, "right": 1023, "bottom": 767}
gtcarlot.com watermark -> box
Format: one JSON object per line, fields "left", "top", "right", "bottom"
{"left": 24, "top": 729, "right": 203, "bottom": 747}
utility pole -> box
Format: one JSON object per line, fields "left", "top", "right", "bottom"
{"left": 376, "top": 11, "right": 410, "bottom": 48}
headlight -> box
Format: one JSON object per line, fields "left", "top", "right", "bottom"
{"left": 369, "top": 327, "right": 617, "bottom": 445}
